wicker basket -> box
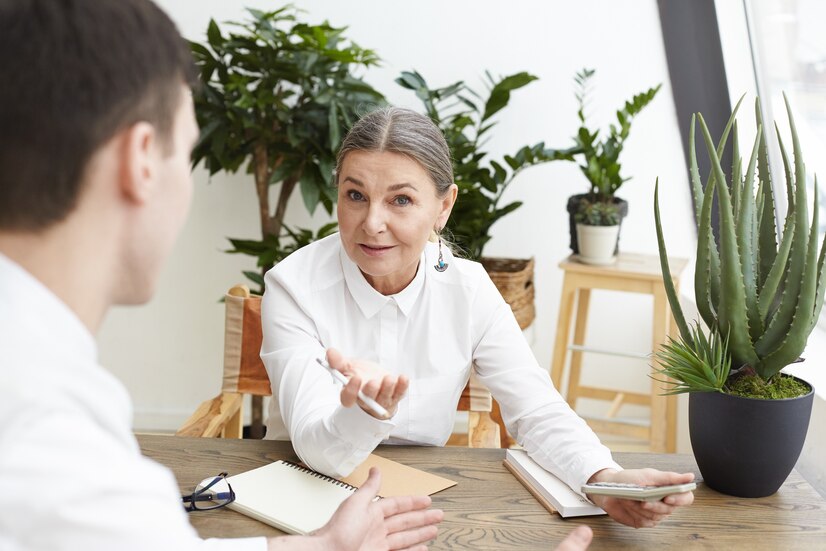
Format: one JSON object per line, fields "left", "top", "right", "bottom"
{"left": 480, "top": 257, "right": 536, "bottom": 329}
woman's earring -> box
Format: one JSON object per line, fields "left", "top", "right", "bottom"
{"left": 434, "top": 235, "right": 448, "bottom": 272}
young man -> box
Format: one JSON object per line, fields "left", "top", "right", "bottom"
{"left": 0, "top": 1, "right": 592, "bottom": 550}
{"left": 0, "top": 1, "right": 442, "bottom": 550}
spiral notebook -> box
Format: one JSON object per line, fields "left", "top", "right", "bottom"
{"left": 226, "top": 460, "right": 358, "bottom": 535}
{"left": 226, "top": 456, "right": 456, "bottom": 535}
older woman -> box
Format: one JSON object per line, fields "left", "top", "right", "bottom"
{"left": 261, "top": 107, "right": 694, "bottom": 529}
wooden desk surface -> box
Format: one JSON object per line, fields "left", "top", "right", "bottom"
{"left": 138, "top": 435, "right": 826, "bottom": 550}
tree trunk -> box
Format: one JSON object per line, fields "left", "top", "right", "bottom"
{"left": 253, "top": 143, "right": 271, "bottom": 239}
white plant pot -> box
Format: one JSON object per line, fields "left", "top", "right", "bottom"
{"left": 576, "top": 223, "right": 620, "bottom": 265}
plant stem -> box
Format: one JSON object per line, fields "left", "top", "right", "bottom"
{"left": 253, "top": 141, "right": 271, "bottom": 238}
{"left": 269, "top": 174, "right": 298, "bottom": 266}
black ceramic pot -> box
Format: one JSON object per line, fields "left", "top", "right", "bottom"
{"left": 566, "top": 194, "right": 629, "bottom": 254}
{"left": 688, "top": 377, "right": 814, "bottom": 497}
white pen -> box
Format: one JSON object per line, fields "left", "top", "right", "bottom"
{"left": 315, "top": 357, "right": 390, "bottom": 419}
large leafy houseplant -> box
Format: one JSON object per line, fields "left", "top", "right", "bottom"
{"left": 190, "top": 7, "right": 384, "bottom": 292}
{"left": 189, "top": 7, "right": 383, "bottom": 438}
{"left": 653, "top": 95, "right": 821, "bottom": 497}
{"left": 566, "top": 68, "right": 661, "bottom": 254}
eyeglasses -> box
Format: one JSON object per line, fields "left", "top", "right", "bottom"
{"left": 181, "top": 472, "right": 236, "bottom": 512}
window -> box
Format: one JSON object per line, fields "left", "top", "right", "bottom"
{"left": 744, "top": 0, "right": 826, "bottom": 229}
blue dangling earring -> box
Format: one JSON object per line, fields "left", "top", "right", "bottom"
{"left": 434, "top": 234, "right": 448, "bottom": 272}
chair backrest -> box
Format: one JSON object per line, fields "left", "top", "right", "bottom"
{"left": 222, "top": 284, "right": 270, "bottom": 397}
{"left": 224, "top": 284, "right": 489, "bottom": 411}
{"left": 221, "top": 284, "right": 499, "bottom": 445}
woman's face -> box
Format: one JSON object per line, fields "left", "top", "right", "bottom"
{"left": 337, "top": 150, "right": 457, "bottom": 295}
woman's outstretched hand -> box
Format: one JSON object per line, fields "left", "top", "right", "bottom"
{"left": 585, "top": 468, "right": 695, "bottom": 528}
{"left": 326, "top": 348, "right": 409, "bottom": 420}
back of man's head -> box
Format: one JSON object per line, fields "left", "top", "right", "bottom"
{"left": 0, "top": 0, "right": 197, "bottom": 232}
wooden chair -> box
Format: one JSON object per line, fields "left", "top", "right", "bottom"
{"left": 177, "top": 284, "right": 502, "bottom": 448}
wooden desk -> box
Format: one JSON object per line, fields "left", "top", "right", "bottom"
{"left": 138, "top": 435, "right": 826, "bottom": 550}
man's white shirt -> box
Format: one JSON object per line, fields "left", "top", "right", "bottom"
{"left": 0, "top": 253, "right": 265, "bottom": 551}
{"left": 262, "top": 234, "right": 621, "bottom": 494}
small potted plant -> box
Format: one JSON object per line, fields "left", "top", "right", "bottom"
{"left": 566, "top": 68, "right": 661, "bottom": 255}
{"left": 397, "top": 69, "right": 575, "bottom": 328}
{"left": 653, "top": 95, "right": 821, "bottom": 498}
{"left": 573, "top": 199, "right": 621, "bottom": 265}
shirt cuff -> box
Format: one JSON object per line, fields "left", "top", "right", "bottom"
{"left": 576, "top": 458, "right": 624, "bottom": 501}
{"left": 331, "top": 404, "right": 395, "bottom": 447}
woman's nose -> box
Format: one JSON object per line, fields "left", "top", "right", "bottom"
{"left": 362, "top": 203, "right": 387, "bottom": 235}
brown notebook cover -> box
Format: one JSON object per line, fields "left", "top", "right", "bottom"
{"left": 341, "top": 453, "right": 457, "bottom": 497}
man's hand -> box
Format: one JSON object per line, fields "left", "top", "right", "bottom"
{"left": 554, "top": 526, "right": 593, "bottom": 550}
{"left": 314, "top": 467, "right": 442, "bottom": 550}
{"left": 585, "top": 468, "right": 694, "bottom": 528}
{"left": 327, "top": 348, "right": 409, "bottom": 419}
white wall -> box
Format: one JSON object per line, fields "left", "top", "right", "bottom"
{"left": 99, "top": 0, "right": 698, "bottom": 450}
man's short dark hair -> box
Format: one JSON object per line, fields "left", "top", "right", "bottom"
{"left": 0, "top": 0, "right": 198, "bottom": 231}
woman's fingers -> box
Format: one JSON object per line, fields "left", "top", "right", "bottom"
{"left": 376, "top": 375, "right": 397, "bottom": 405}
{"left": 392, "top": 375, "right": 410, "bottom": 402}
{"left": 339, "top": 374, "right": 362, "bottom": 408}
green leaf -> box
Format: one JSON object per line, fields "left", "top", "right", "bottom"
{"left": 698, "top": 113, "right": 758, "bottom": 368}
{"left": 481, "top": 72, "right": 537, "bottom": 122}
{"left": 207, "top": 19, "right": 222, "bottom": 49}
{"left": 738, "top": 126, "right": 762, "bottom": 341}
{"left": 654, "top": 180, "right": 693, "bottom": 345}
{"left": 688, "top": 115, "right": 703, "bottom": 224}
{"left": 299, "top": 166, "right": 321, "bottom": 214}
{"left": 756, "top": 100, "right": 778, "bottom": 287}
{"left": 243, "top": 270, "right": 265, "bottom": 288}
{"left": 695, "top": 177, "right": 720, "bottom": 328}
{"left": 755, "top": 96, "right": 812, "bottom": 371}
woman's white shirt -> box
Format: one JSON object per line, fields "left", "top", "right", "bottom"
{"left": 262, "top": 234, "right": 620, "bottom": 495}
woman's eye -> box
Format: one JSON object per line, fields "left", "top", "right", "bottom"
{"left": 347, "top": 190, "right": 365, "bottom": 201}
{"left": 393, "top": 195, "right": 411, "bottom": 206}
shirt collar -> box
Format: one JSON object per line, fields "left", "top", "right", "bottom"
{"left": 0, "top": 252, "right": 97, "bottom": 363}
{"left": 339, "top": 243, "right": 426, "bottom": 318}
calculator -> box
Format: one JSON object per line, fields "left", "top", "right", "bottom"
{"left": 581, "top": 481, "right": 696, "bottom": 501}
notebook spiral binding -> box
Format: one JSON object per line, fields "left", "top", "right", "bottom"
{"left": 281, "top": 460, "right": 359, "bottom": 492}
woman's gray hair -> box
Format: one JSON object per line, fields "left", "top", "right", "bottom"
{"left": 335, "top": 107, "right": 454, "bottom": 200}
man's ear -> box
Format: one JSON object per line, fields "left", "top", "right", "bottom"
{"left": 437, "top": 183, "right": 459, "bottom": 229}
{"left": 119, "top": 121, "right": 159, "bottom": 205}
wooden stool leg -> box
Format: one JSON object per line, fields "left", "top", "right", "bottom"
{"left": 551, "top": 274, "right": 577, "bottom": 390}
{"left": 490, "top": 398, "right": 516, "bottom": 448}
{"left": 650, "top": 285, "right": 673, "bottom": 452}
{"left": 566, "top": 288, "right": 591, "bottom": 409}
{"left": 665, "top": 285, "right": 681, "bottom": 451}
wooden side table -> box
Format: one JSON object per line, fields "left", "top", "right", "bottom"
{"left": 550, "top": 253, "right": 688, "bottom": 452}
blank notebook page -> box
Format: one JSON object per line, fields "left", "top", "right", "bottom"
{"left": 226, "top": 460, "right": 357, "bottom": 535}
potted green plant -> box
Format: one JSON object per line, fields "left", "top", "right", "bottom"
{"left": 574, "top": 199, "right": 621, "bottom": 265}
{"left": 566, "top": 68, "right": 661, "bottom": 256}
{"left": 397, "top": 69, "right": 575, "bottom": 328}
{"left": 653, "top": 95, "right": 821, "bottom": 497}
{"left": 189, "top": 6, "right": 384, "bottom": 293}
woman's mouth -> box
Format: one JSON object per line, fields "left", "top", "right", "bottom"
{"left": 359, "top": 244, "right": 395, "bottom": 257}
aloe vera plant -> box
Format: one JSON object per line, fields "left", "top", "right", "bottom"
{"left": 655, "top": 94, "right": 826, "bottom": 382}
